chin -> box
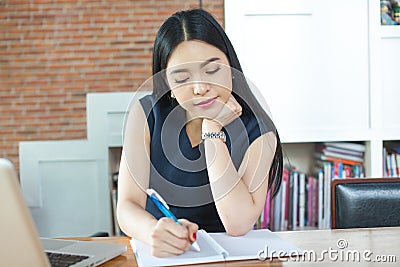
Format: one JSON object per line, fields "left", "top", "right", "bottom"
{"left": 198, "top": 105, "right": 222, "bottom": 117}
{"left": 186, "top": 109, "right": 218, "bottom": 121}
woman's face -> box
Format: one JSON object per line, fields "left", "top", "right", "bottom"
{"left": 166, "top": 40, "right": 232, "bottom": 120}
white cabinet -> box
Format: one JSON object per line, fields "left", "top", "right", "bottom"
{"left": 225, "top": 0, "right": 400, "bottom": 177}
{"left": 226, "top": 0, "right": 369, "bottom": 140}
{"left": 381, "top": 32, "right": 400, "bottom": 130}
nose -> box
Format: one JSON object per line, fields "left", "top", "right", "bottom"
{"left": 192, "top": 82, "right": 210, "bottom": 95}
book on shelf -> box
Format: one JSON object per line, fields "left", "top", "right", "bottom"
{"left": 323, "top": 162, "right": 331, "bottom": 229}
{"left": 383, "top": 145, "right": 400, "bottom": 178}
{"left": 298, "top": 173, "right": 306, "bottom": 229}
{"left": 314, "top": 154, "right": 364, "bottom": 167}
{"left": 287, "top": 171, "right": 294, "bottom": 230}
{"left": 280, "top": 176, "right": 287, "bottom": 231}
{"left": 315, "top": 151, "right": 363, "bottom": 163}
{"left": 315, "top": 143, "right": 364, "bottom": 157}
{"left": 317, "top": 170, "right": 324, "bottom": 229}
{"left": 283, "top": 168, "right": 290, "bottom": 230}
{"left": 311, "top": 177, "right": 318, "bottom": 228}
{"left": 322, "top": 142, "right": 366, "bottom": 153}
{"left": 269, "top": 181, "right": 279, "bottom": 231}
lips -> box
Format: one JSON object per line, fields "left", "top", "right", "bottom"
{"left": 195, "top": 97, "right": 218, "bottom": 108}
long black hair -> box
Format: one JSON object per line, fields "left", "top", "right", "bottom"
{"left": 151, "top": 9, "right": 283, "bottom": 198}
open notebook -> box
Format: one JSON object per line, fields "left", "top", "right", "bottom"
{"left": 130, "top": 229, "right": 302, "bottom": 266}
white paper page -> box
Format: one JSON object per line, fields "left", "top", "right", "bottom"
{"left": 130, "top": 230, "right": 224, "bottom": 267}
{"left": 210, "top": 229, "right": 302, "bottom": 261}
{"left": 198, "top": 229, "right": 228, "bottom": 258}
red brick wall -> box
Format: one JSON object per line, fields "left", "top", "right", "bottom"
{"left": 0, "top": 0, "right": 224, "bottom": 172}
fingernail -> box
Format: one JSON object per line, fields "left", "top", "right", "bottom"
{"left": 192, "top": 232, "right": 196, "bottom": 242}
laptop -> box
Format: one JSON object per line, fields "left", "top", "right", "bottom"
{"left": 0, "top": 158, "right": 127, "bottom": 267}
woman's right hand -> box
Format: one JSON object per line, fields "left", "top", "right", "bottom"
{"left": 149, "top": 218, "right": 199, "bottom": 257}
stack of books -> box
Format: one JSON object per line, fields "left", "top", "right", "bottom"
{"left": 314, "top": 142, "right": 366, "bottom": 179}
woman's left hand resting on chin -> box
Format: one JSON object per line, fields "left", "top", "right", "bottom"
{"left": 202, "top": 95, "right": 242, "bottom": 132}
{"left": 202, "top": 95, "right": 277, "bottom": 237}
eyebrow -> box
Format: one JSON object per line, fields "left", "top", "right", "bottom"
{"left": 168, "top": 57, "right": 221, "bottom": 75}
{"left": 169, "top": 68, "right": 190, "bottom": 75}
{"left": 200, "top": 57, "right": 220, "bottom": 68}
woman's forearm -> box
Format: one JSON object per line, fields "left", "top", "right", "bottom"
{"left": 203, "top": 138, "right": 266, "bottom": 236}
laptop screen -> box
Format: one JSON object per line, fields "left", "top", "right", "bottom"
{"left": 0, "top": 158, "right": 51, "bottom": 267}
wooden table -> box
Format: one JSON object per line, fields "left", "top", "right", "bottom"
{"left": 76, "top": 227, "right": 400, "bottom": 266}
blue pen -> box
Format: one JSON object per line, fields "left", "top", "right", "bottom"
{"left": 146, "top": 188, "right": 201, "bottom": 252}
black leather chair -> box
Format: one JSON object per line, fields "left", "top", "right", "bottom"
{"left": 90, "top": 232, "right": 109, "bottom": 237}
{"left": 331, "top": 178, "right": 400, "bottom": 229}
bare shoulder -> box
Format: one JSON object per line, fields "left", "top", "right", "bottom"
{"left": 128, "top": 100, "right": 147, "bottom": 121}
{"left": 125, "top": 100, "right": 150, "bottom": 140}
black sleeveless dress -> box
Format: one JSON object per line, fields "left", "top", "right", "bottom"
{"left": 139, "top": 94, "right": 272, "bottom": 232}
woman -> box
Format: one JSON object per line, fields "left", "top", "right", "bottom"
{"left": 117, "top": 9, "right": 283, "bottom": 257}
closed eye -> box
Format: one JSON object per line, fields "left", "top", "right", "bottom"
{"left": 174, "top": 77, "right": 190, "bottom": 83}
{"left": 205, "top": 66, "right": 221, "bottom": 75}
